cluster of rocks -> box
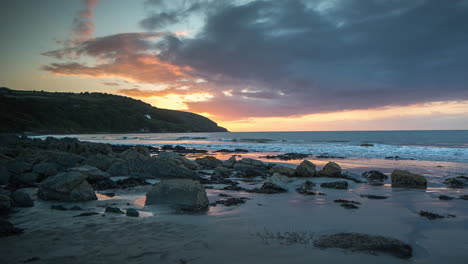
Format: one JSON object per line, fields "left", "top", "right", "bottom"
{"left": 161, "top": 145, "right": 208, "bottom": 154}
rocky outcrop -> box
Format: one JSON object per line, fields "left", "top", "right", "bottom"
{"left": 266, "top": 173, "right": 294, "bottom": 189}
{"left": 391, "top": 170, "right": 427, "bottom": 188}
{"left": 249, "top": 182, "right": 287, "bottom": 194}
{"left": 145, "top": 179, "right": 209, "bottom": 211}
{"left": 212, "top": 166, "right": 232, "bottom": 181}
{"left": 222, "top": 156, "right": 237, "bottom": 168}
{"left": 313, "top": 233, "right": 412, "bottom": 259}
{"left": 38, "top": 171, "right": 97, "bottom": 202}
{"left": 293, "top": 160, "right": 316, "bottom": 177}
{"left": 317, "top": 162, "right": 341, "bottom": 178}
{"left": 69, "top": 165, "right": 110, "bottom": 182}
{"left": 296, "top": 180, "right": 316, "bottom": 195}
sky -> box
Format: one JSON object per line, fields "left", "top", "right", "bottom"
{"left": 1, "top": 0, "right": 467, "bottom": 131}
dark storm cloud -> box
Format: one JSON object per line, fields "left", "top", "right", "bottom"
{"left": 154, "top": 0, "right": 468, "bottom": 119}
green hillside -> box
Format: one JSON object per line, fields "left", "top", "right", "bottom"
{"left": 0, "top": 87, "right": 227, "bottom": 134}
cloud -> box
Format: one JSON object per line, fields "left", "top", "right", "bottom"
{"left": 42, "top": 0, "right": 468, "bottom": 121}
{"left": 71, "top": 0, "right": 99, "bottom": 42}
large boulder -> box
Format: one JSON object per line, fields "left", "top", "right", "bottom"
{"left": 144, "top": 157, "right": 197, "bottom": 179}
{"left": 212, "top": 166, "right": 232, "bottom": 180}
{"left": 32, "top": 162, "right": 58, "bottom": 180}
{"left": 145, "top": 179, "right": 208, "bottom": 211}
{"left": 317, "top": 162, "right": 341, "bottom": 178}
{"left": 391, "top": 170, "right": 427, "bottom": 188}
{"left": 12, "top": 189, "right": 34, "bottom": 207}
{"left": 293, "top": 160, "right": 316, "bottom": 177}
{"left": 157, "top": 152, "right": 199, "bottom": 170}
{"left": 269, "top": 165, "right": 295, "bottom": 177}
{"left": 0, "top": 164, "right": 11, "bottom": 185}
{"left": 313, "top": 232, "right": 412, "bottom": 259}
{"left": 38, "top": 171, "right": 97, "bottom": 202}
{"left": 195, "top": 156, "right": 223, "bottom": 170}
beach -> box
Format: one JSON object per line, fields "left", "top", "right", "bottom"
{"left": 1, "top": 132, "right": 468, "bottom": 263}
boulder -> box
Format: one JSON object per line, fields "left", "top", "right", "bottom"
{"left": 69, "top": 165, "right": 110, "bottom": 182}
{"left": 157, "top": 152, "right": 199, "bottom": 170}
{"left": 269, "top": 165, "right": 296, "bottom": 177}
{"left": 7, "top": 161, "right": 31, "bottom": 175}
{"left": 195, "top": 156, "right": 223, "bottom": 169}
{"left": 134, "top": 145, "right": 150, "bottom": 157}
{"left": 38, "top": 171, "right": 97, "bottom": 202}
{"left": 212, "top": 166, "right": 232, "bottom": 180}
{"left": 342, "top": 171, "right": 366, "bottom": 183}
{"left": 105, "top": 207, "right": 124, "bottom": 214}
{"left": 12, "top": 189, "right": 34, "bottom": 207}
{"left": 126, "top": 208, "right": 139, "bottom": 217}
{"left": 222, "top": 156, "right": 237, "bottom": 168}
{"left": 362, "top": 170, "right": 388, "bottom": 184}
{"left": 317, "top": 162, "right": 341, "bottom": 178}
{"left": 145, "top": 179, "right": 209, "bottom": 211}
{"left": 42, "top": 151, "right": 84, "bottom": 170}
{"left": 32, "top": 162, "right": 58, "bottom": 179}
{"left": 233, "top": 158, "right": 268, "bottom": 177}
{"left": 10, "top": 172, "right": 39, "bottom": 187}
{"left": 391, "top": 170, "right": 427, "bottom": 188}
{"left": 296, "top": 180, "right": 316, "bottom": 194}
{"left": 320, "top": 181, "right": 348, "bottom": 189}
{"left": 266, "top": 173, "right": 294, "bottom": 189}
{"left": 443, "top": 176, "right": 468, "bottom": 188}
{"left": 293, "top": 160, "right": 316, "bottom": 177}
{"left": 83, "top": 154, "right": 114, "bottom": 171}
{"left": 144, "top": 157, "right": 197, "bottom": 179}
{"left": 313, "top": 233, "right": 412, "bottom": 259}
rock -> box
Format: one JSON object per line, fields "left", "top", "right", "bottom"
{"left": 443, "top": 176, "right": 468, "bottom": 188}
{"left": 320, "top": 181, "right": 348, "bottom": 189}
{"left": 249, "top": 182, "right": 287, "bottom": 194}
{"left": 419, "top": 211, "right": 445, "bottom": 220}
{"left": 69, "top": 165, "right": 110, "bottom": 182}
{"left": 296, "top": 180, "right": 316, "bottom": 195}
{"left": 0, "top": 219, "right": 24, "bottom": 237}
{"left": 269, "top": 165, "right": 296, "bottom": 177}
{"left": 222, "top": 156, "right": 237, "bottom": 168}
{"left": 215, "top": 197, "right": 248, "bottom": 206}
{"left": 38, "top": 171, "right": 97, "bottom": 202}
{"left": 342, "top": 171, "right": 366, "bottom": 183}
{"left": 42, "top": 151, "right": 84, "bottom": 170}
{"left": 32, "top": 161, "right": 58, "bottom": 177}
{"left": 222, "top": 184, "right": 248, "bottom": 191}
{"left": 439, "top": 195, "right": 455, "bottom": 200}
{"left": 115, "top": 177, "right": 149, "bottom": 188}
{"left": 90, "top": 178, "right": 118, "bottom": 190}
{"left": 144, "top": 157, "right": 197, "bottom": 179}
{"left": 293, "top": 160, "right": 316, "bottom": 177}
{"left": 233, "top": 158, "right": 268, "bottom": 177}
{"left": 460, "top": 195, "right": 468, "bottom": 200}
{"left": 317, "top": 162, "right": 341, "bottom": 178}
{"left": 263, "top": 153, "right": 309, "bottom": 160}
{"left": 195, "top": 156, "right": 223, "bottom": 170}
{"left": 145, "top": 179, "right": 209, "bottom": 211}
{"left": 11, "top": 172, "right": 39, "bottom": 187}
{"left": 360, "top": 143, "right": 374, "bottom": 147}
{"left": 360, "top": 194, "right": 388, "bottom": 199}
{"left": 83, "top": 154, "right": 113, "bottom": 171}
{"left": 134, "top": 145, "right": 150, "bottom": 157}
{"left": 0, "top": 194, "right": 12, "bottom": 212}
{"left": 391, "top": 170, "right": 427, "bottom": 188}
{"left": 340, "top": 203, "right": 359, "bottom": 209}
{"left": 12, "top": 189, "right": 34, "bottom": 207}
{"left": 212, "top": 166, "right": 232, "bottom": 179}
{"left": 215, "top": 149, "right": 249, "bottom": 153}
{"left": 334, "top": 199, "right": 361, "bottom": 205}
{"left": 126, "top": 208, "right": 139, "bottom": 217}
{"left": 362, "top": 170, "right": 388, "bottom": 185}
{"left": 105, "top": 207, "right": 124, "bottom": 214}
{"left": 70, "top": 206, "right": 83, "bottom": 210}
{"left": 313, "top": 233, "right": 412, "bottom": 259}
{"left": 157, "top": 152, "right": 199, "bottom": 170}
{"left": 266, "top": 173, "right": 293, "bottom": 189}
{"left": 7, "top": 161, "right": 31, "bottom": 175}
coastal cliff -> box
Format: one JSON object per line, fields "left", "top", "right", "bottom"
{"left": 0, "top": 87, "right": 227, "bottom": 134}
